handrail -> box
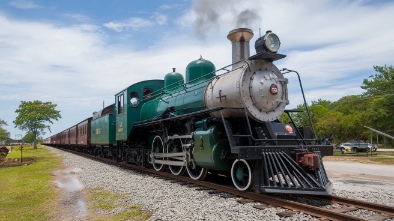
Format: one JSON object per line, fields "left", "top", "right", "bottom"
{"left": 281, "top": 68, "right": 317, "bottom": 139}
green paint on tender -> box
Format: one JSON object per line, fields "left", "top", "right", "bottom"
{"left": 91, "top": 113, "right": 115, "bottom": 145}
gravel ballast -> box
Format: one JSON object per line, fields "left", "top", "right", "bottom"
{"left": 49, "top": 147, "right": 394, "bottom": 220}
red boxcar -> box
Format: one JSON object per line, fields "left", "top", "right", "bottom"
{"left": 53, "top": 133, "right": 61, "bottom": 146}
{"left": 69, "top": 125, "right": 78, "bottom": 145}
{"left": 60, "top": 129, "right": 69, "bottom": 145}
{"left": 65, "top": 128, "right": 70, "bottom": 145}
{"left": 77, "top": 117, "right": 92, "bottom": 147}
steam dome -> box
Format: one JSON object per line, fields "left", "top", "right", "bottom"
{"left": 185, "top": 56, "right": 215, "bottom": 84}
{"left": 164, "top": 68, "right": 184, "bottom": 91}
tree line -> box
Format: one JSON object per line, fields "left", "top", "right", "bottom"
{"left": 282, "top": 65, "right": 394, "bottom": 146}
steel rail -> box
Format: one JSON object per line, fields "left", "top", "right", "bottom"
{"left": 319, "top": 195, "right": 394, "bottom": 216}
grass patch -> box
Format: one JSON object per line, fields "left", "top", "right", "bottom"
{"left": 0, "top": 145, "right": 62, "bottom": 221}
{"left": 85, "top": 187, "right": 152, "bottom": 221}
{"left": 326, "top": 150, "right": 394, "bottom": 165}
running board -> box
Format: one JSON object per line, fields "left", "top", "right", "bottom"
{"left": 168, "top": 134, "right": 193, "bottom": 140}
{"left": 153, "top": 152, "right": 186, "bottom": 158}
{"left": 153, "top": 159, "right": 186, "bottom": 166}
{"left": 151, "top": 151, "right": 187, "bottom": 167}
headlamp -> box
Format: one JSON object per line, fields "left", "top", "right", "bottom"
{"left": 264, "top": 31, "right": 281, "bottom": 53}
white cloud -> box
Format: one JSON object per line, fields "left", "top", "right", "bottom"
{"left": 159, "top": 4, "right": 183, "bottom": 11}
{"left": 103, "top": 13, "right": 168, "bottom": 32}
{"left": 62, "top": 13, "right": 91, "bottom": 22}
{"left": 154, "top": 13, "right": 167, "bottom": 26}
{"left": 103, "top": 17, "right": 154, "bottom": 32}
{"left": 9, "top": 0, "right": 41, "bottom": 9}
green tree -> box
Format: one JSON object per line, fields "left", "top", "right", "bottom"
{"left": 290, "top": 98, "right": 366, "bottom": 146}
{"left": 280, "top": 66, "right": 394, "bottom": 145}
{"left": 362, "top": 65, "right": 394, "bottom": 97}
{"left": 331, "top": 95, "right": 369, "bottom": 115}
{"left": 37, "top": 136, "right": 43, "bottom": 143}
{"left": 314, "top": 111, "right": 344, "bottom": 145}
{"left": 285, "top": 99, "right": 332, "bottom": 128}
{"left": 0, "top": 119, "right": 10, "bottom": 142}
{"left": 13, "top": 100, "right": 61, "bottom": 149}
{"left": 285, "top": 104, "right": 308, "bottom": 127}
{"left": 330, "top": 95, "right": 370, "bottom": 141}
{"left": 23, "top": 132, "right": 35, "bottom": 144}
{"left": 361, "top": 65, "right": 394, "bottom": 135}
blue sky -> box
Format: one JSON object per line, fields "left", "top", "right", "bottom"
{"left": 1, "top": 0, "right": 394, "bottom": 139}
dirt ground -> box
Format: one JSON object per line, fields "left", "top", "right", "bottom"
{"left": 0, "top": 157, "right": 36, "bottom": 167}
{"left": 0, "top": 155, "right": 90, "bottom": 220}
{"left": 51, "top": 168, "right": 88, "bottom": 221}
{"left": 324, "top": 160, "right": 394, "bottom": 183}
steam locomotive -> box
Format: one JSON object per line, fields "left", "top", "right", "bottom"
{"left": 44, "top": 28, "right": 333, "bottom": 195}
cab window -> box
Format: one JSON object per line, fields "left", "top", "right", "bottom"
{"left": 118, "top": 94, "right": 124, "bottom": 114}
{"left": 143, "top": 88, "right": 152, "bottom": 99}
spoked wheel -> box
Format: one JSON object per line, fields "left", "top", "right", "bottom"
{"left": 231, "top": 159, "right": 254, "bottom": 191}
{"left": 186, "top": 160, "right": 208, "bottom": 180}
{"left": 167, "top": 139, "right": 186, "bottom": 176}
{"left": 151, "top": 135, "right": 165, "bottom": 171}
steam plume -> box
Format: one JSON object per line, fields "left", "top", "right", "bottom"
{"left": 191, "top": 0, "right": 261, "bottom": 39}
{"left": 236, "top": 9, "right": 260, "bottom": 27}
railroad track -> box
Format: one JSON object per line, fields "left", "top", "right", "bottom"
{"left": 58, "top": 147, "right": 394, "bottom": 221}
{"left": 316, "top": 195, "right": 394, "bottom": 220}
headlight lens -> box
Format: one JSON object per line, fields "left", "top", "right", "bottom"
{"left": 264, "top": 32, "right": 281, "bottom": 52}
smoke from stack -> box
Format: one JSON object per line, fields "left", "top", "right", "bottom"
{"left": 236, "top": 9, "right": 260, "bottom": 28}
{"left": 191, "top": 0, "right": 261, "bottom": 39}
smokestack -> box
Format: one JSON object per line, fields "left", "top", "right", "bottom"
{"left": 227, "top": 28, "right": 254, "bottom": 70}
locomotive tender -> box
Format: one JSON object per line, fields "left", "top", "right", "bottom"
{"left": 45, "top": 28, "right": 333, "bottom": 195}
